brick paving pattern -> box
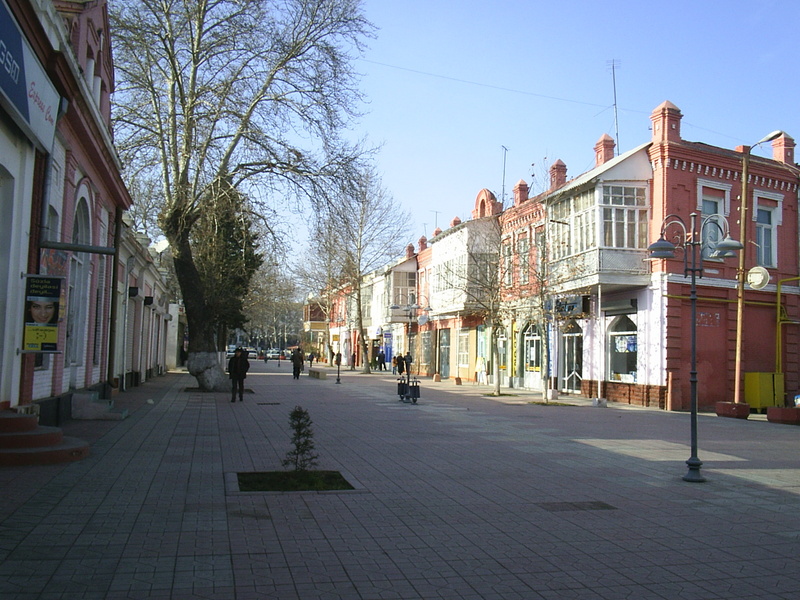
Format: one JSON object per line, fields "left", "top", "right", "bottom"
{"left": 1, "top": 361, "right": 800, "bottom": 599}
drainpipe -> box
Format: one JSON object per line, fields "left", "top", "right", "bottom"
{"left": 106, "top": 208, "right": 123, "bottom": 389}
{"left": 775, "top": 276, "right": 800, "bottom": 375}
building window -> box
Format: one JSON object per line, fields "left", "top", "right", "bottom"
{"left": 574, "top": 189, "right": 596, "bottom": 254}
{"left": 550, "top": 200, "right": 571, "bottom": 259}
{"left": 421, "top": 331, "right": 432, "bottom": 368}
{"left": 701, "top": 196, "right": 722, "bottom": 260}
{"left": 607, "top": 315, "right": 637, "bottom": 383}
{"left": 502, "top": 241, "right": 512, "bottom": 286}
{"left": 601, "top": 186, "right": 647, "bottom": 249}
{"left": 393, "top": 271, "right": 416, "bottom": 305}
{"left": 458, "top": 330, "right": 469, "bottom": 368}
{"left": 756, "top": 207, "right": 775, "bottom": 267}
{"left": 517, "top": 234, "right": 529, "bottom": 284}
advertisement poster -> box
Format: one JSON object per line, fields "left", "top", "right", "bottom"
{"left": 23, "top": 275, "right": 63, "bottom": 353}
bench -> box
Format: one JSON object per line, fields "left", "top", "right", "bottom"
{"left": 308, "top": 368, "right": 327, "bottom": 380}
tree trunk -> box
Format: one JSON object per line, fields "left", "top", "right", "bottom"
{"left": 353, "top": 281, "right": 371, "bottom": 374}
{"left": 168, "top": 219, "right": 228, "bottom": 391}
{"left": 491, "top": 328, "right": 501, "bottom": 396}
{"left": 541, "top": 322, "right": 551, "bottom": 404}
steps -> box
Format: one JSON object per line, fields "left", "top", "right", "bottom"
{"left": 0, "top": 411, "right": 89, "bottom": 466}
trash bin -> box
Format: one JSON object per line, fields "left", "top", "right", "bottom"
{"left": 409, "top": 379, "right": 420, "bottom": 403}
{"left": 397, "top": 379, "right": 408, "bottom": 398}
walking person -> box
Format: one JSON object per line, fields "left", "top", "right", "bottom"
{"left": 377, "top": 350, "right": 386, "bottom": 371}
{"left": 291, "top": 348, "right": 304, "bottom": 379}
{"left": 396, "top": 353, "right": 405, "bottom": 377}
{"left": 404, "top": 351, "right": 413, "bottom": 376}
{"left": 391, "top": 355, "right": 397, "bottom": 375}
{"left": 350, "top": 352, "right": 356, "bottom": 371}
{"left": 227, "top": 347, "right": 250, "bottom": 402}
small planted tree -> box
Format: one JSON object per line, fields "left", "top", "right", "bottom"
{"left": 282, "top": 406, "right": 318, "bottom": 472}
{"left": 237, "top": 405, "right": 352, "bottom": 492}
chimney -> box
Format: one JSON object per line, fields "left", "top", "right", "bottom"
{"left": 513, "top": 179, "right": 529, "bottom": 206}
{"left": 405, "top": 243, "right": 414, "bottom": 259}
{"left": 772, "top": 134, "right": 795, "bottom": 164}
{"left": 594, "top": 134, "right": 616, "bottom": 166}
{"left": 650, "top": 100, "right": 682, "bottom": 143}
{"left": 450, "top": 216, "right": 462, "bottom": 228}
{"left": 549, "top": 160, "right": 567, "bottom": 190}
{"left": 418, "top": 235, "right": 428, "bottom": 252}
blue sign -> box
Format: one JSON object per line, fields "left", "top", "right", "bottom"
{"left": 0, "top": 0, "right": 60, "bottom": 150}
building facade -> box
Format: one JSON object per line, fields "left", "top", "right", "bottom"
{"left": 321, "top": 101, "right": 800, "bottom": 412}
{"left": 1, "top": 0, "right": 172, "bottom": 423}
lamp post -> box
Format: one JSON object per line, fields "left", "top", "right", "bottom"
{"left": 390, "top": 295, "right": 431, "bottom": 400}
{"left": 648, "top": 212, "right": 743, "bottom": 482}
{"left": 733, "top": 131, "right": 785, "bottom": 406}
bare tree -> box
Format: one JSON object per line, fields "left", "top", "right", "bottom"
{"left": 294, "top": 218, "right": 348, "bottom": 362}
{"left": 110, "top": 0, "right": 373, "bottom": 390}
{"left": 324, "top": 167, "right": 410, "bottom": 373}
{"left": 242, "top": 262, "right": 300, "bottom": 349}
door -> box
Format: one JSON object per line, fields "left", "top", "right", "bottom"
{"left": 438, "top": 328, "right": 450, "bottom": 378}
{"left": 560, "top": 320, "right": 583, "bottom": 393}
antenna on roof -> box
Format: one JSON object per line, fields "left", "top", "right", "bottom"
{"left": 501, "top": 145, "right": 509, "bottom": 207}
{"left": 607, "top": 59, "right": 621, "bottom": 155}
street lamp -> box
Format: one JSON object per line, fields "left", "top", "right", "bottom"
{"left": 649, "top": 212, "right": 743, "bottom": 482}
{"left": 734, "top": 131, "right": 785, "bottom": 406}
{"left": 390, "top": 295, "right": 431, "bottom": 401}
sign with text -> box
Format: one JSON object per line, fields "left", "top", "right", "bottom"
{"left": 0, "top": 0, "right": 60, "bottom": 150}
{"left": 23, "top": 275, "right": 63, "bottom": 353}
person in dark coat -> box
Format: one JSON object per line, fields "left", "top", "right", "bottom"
{"left": 404, "top": 351, "right": 413, "bottom": 375}
{"left": 396, "top": 353, "right": 405, "bottom": 376}
{"left": 377, "top": 351, "right": 386, "bottom": 371}
{"left": 228, "top": 347, "right": 250, "bottom": 402}
{"left": 291, "top": 348, "right": 304, "bottom": 379}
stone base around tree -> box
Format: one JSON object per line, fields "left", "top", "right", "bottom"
{"left": 766, "top": 407, "right": 800, "bottom": 425}
{"left": 715, "top": 401, "right": 751, "bottom": 419}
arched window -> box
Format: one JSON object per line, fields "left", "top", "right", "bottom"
{"left": 66, "top": 198, "right": 91, "bottom": 369}
{"left": 608, "top": 315, "right": 637, "bottom": 383}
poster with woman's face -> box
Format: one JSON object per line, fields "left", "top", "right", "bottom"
{"left": 23, "top": 276, "right": 63, "bottom": 353}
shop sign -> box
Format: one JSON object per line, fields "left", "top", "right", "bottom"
{"left": 0, "top": 0, "right": 60, "bottom": 150}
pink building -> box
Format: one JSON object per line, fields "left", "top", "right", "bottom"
{"left": 1, "top": 1, "right": 170, "bottom": 431}
{"left": 647, "top": 101, "right": 799, "bottom": 410}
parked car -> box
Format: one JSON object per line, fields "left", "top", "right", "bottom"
{"left": 267, "top": 348, "right": 282, "bottom": 359}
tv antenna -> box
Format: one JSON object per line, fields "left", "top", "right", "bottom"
{"left": 501, "top": 145, "right": 509, "bottom": 207}
{"left": 607, "top": 59, "right": 621, "bottom": 155}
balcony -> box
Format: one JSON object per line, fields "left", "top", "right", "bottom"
{"left": 548, "top": 248, "right": 650, "bottom": 292}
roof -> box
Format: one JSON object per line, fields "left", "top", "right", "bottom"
{"left": 543, "top": 142, "right": 652, "bottom": 201}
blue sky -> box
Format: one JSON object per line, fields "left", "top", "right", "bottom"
{"left": 352, "top": 0, "right": 800, "bottom": 242}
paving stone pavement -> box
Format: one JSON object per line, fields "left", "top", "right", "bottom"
{"left": 1, "top": 360, "right": 800, "bottom": 599}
